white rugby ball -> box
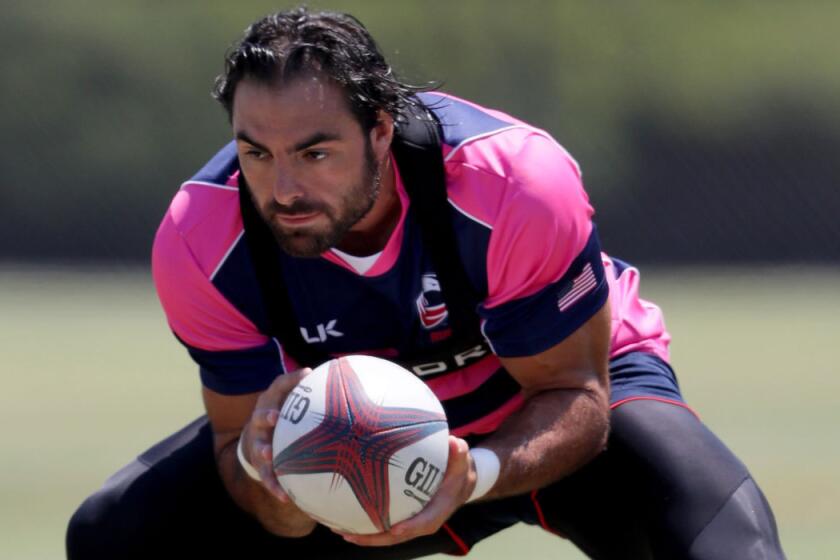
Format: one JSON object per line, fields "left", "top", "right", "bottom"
{"left": 272, "top": 355, "right": 450, "bottom": 534}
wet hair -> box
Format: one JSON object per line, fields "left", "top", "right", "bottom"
{"left": 212, "top": 7, "right": 431, "bottom": 131}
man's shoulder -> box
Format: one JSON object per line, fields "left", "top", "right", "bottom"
{"left": 153, "top": 141, "right": 244, "bottom": 280}
{"left": 421, "top": 91, "right": 529, "bottom": 149}
{"left": 151, "top": 141, "right": 267, "bottom": 352}
{"left": 426, "top": 92, "right": 584, "bottom": 233}
{"left": 422, "top": 91, "right": 578, "bottom": 176}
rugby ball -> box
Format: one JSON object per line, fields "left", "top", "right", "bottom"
{"left": 272, "top": 355, "right": 450, "bottom": 534}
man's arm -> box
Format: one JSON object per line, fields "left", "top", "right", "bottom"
{"left": 202, "top": 370, "right": 318, "bottom": 537}
{"left": 342, "top": 301, "right": 611, "bottom": 546}
{"left": 474, "top": 298, "right": 610, "bottom": 499}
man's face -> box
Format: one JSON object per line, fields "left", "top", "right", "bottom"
{"left": 232, "top": 75, "right": 382, "bottom": 257}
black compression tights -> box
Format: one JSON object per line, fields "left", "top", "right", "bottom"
{"left": 67, "top": 400, "right": 785, "bottom": 559}
{"left": 529, "top": 399, "right": 786, "bottom": 559}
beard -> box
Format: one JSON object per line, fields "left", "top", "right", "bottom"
{"left": 256, "top": 141, "right": 381, "bottom": 258}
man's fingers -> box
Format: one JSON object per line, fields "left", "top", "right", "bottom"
{"left": 235, "top": 368, "right": 313, "bottom": 507}
{"left": 340, "top": 522, "right": 432, "bottom": 547}
{"left": 259, "top": 463, "right": 290, "bottom": 503}
{"left": 260, "top": 442, "right": 273, "bottom": 462}
{"left": 378, "top": 483, "right": 451, "bottom": 542}
{"left": 341, "top": 531, "right": 403, "bottom": 547}
{"left": 447, "top": 436, "right": 469, "bottom": 470}
{"left": 249, "top": 369, "right": 312, "bottom": 438}
{"left": 436, "top": 436, "right": 470, "bottom": 491}
{"left": 244, "top": 412, "right": 276, "bottom": 465}
{"left": 250, "top": 408, "right": 280, "bottom": 430}
{"left": 249, "top": 437, "right": 277, "bottom": 469}
{"left": 259, "top": 368, "right": 312, "bottom": 407}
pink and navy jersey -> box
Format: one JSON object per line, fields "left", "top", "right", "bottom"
{"left": 152, "top": 92, "right": 672, "bottom": 438}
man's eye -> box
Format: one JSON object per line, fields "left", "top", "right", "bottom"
{"left": 305, "top": 150, "right": 327, "bottom": 161}
{"left": 245, "top": 149, "right": 268, "bottom": 160}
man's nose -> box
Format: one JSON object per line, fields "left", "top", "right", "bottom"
{"left": 272, "top": 169, "right": 304, "bottom": 206}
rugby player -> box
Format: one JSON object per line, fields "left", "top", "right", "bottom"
{"left": 67, "top": 7, "right": 785, "bottom": 559}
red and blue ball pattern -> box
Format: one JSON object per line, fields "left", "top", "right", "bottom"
{"left": 273, "top": 357, "right": 448, "bottom": 532}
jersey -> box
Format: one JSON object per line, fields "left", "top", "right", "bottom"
{"left": 152, "top": 92, "right": 672, "bottom": 438}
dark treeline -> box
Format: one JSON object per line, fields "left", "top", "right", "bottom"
{"left": 2, "top": 1, "right": 838, "bottom": 264}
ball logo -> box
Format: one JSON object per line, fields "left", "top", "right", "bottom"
{"left": 416, "top": 273, "right": 449, "bottom": 329}
{"left": 403, "top": 456, "right": 442, "bottom": 506}
{"left": 280, "top": 389, "right": 310, "bottom": 424}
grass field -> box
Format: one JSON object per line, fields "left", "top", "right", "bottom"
{"left": 1, "top": 265, "right": 838, "bottom": 559}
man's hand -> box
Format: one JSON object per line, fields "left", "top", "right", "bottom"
{"left": 337, "top": 435, "right": 474, "bottom": 547}
{"left": 204, "top": 368, "right": 318, "bottom": 537}
{"left": 239, "top": 368, "right": 312, "bottom": 503}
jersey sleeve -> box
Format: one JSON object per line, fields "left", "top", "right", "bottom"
{"left": 152, "top": 203, "right": 285, "bottom": 395}
{"left": 477, "top": 134, "right": 609, "bottom": 357}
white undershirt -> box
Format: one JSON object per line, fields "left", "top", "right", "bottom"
{"left": 330, "top": 248, "right": 382, "bottom": 275}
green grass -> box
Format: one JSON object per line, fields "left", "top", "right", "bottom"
{"left": 1, "top": 266, "right": 838, "bottom": 559}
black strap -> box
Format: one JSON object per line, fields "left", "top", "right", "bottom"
{"left": 238, "top": 99, "right": 481, "bottom": 368}
{"left": 390, "top": 103, "right": 480, "bottom": 337}
{"left": 238, "top": 176, "right": 330, "bottom": 367}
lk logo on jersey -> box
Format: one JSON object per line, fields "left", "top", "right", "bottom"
{"left": 416, "top": 273, "right": 448, "bottom": 329}
{"left": 300, "top": 320, "right": 344, "bottom": 343}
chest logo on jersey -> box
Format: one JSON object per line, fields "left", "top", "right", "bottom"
{"left": 416, "top": 273, "right": 449, "bottom": 330}
{"left": 300, "top": 320, "right": 343, "bottom": 344}
{"left": 411, "top": 343, "right": 490, "bottom": 377}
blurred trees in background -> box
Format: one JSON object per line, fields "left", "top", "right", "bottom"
{"left": 2, "top": 0, "right": 838, "bottom": 264}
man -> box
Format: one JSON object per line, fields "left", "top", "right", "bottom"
{"left": 67, "top": 7, "right": 785, "bottom": 559}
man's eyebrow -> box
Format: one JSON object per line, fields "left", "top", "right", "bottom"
{"left": 235, "top": 131, "right": 270, "bottom": 153}
{"left": 234, "top": 130, "right": 342, "bottom": 154}
{"left": 291, "top": 131, "right": 341, "bottom": 153}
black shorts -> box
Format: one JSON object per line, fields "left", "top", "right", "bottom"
{"left": 67, "top": 354, "right": 784, "bottom": 559}
{"left": 607, "top": 351, "right": 684, "bottom": 406}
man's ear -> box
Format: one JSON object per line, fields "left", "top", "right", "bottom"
{"left": 370, "top": 110, "right": 395, "bottom": 161}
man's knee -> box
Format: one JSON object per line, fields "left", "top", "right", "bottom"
{"left": 66, "top": 448, "right": 182, "bottom": 559}
{"left": 67, "top": 485, "right": 130, "bottom": 559}
{"left": 67, "top": 463, "right": 195, "bottom": 559}
{"left": 688, "top": 476, "right": 785, "bottom": 560}
{"left": 67, "top": 418, "right": 218, "bottom": 559}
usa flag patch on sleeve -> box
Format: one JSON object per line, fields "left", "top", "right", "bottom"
{"left": 557, "top": 262, "right": 597, "bottom": 312}
{"left": 477, "top": 227, "right": 608, "bottom": 357}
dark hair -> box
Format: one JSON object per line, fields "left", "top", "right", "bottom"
{"left": 212, "top": 7, "right": 431, "bottom": 131}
